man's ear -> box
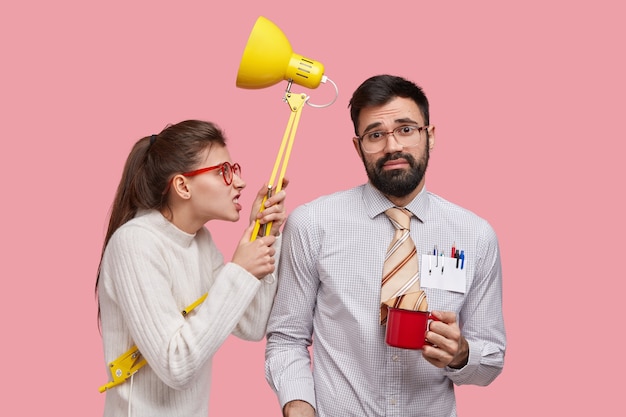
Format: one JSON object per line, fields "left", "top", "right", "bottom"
{"left": 427, "top": 125, "right": 436, "bottom": 151}
{"left": 171, "top": 174, "right": 191, "bottom": 199}
{"left": 352, "top": 136, "right": 363, "bottom": 158}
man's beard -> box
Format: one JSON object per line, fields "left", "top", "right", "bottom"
{"left": 364, "top": 146, "right": 429, "bottom": 198}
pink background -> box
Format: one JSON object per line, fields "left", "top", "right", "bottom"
{"left": 1, "top": 1, "right": 623, "bottom": 415}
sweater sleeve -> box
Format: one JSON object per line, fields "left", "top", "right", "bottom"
{"left": 231, "top": 236, "right": 281, "bottom": 341}
{"left": 99, "top": 224, "right": 264, "bottom": 390}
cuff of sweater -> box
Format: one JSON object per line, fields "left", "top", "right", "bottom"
{"left": 223, "top": 261, "right": 259, "bottom": 282}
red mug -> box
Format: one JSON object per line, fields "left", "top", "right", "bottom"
{"left": 385, "top": 307, "right": 439, "bottom": 349}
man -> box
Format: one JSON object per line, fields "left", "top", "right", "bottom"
{"left": 265, "top": 74, "right": 505, "bottom": 417}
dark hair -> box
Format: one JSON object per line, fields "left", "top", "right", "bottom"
{"left": 95, "top": 120, "right": 227, "bottom": 318}
{"left": 348, "top": 74, "right": 430, "bottom": 136}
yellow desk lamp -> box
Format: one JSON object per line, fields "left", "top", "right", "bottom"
{"left": 99, "top": 16, "right": 337, "bottom": 393}
{"left": 237, "top": 16, "right": 338, "bottom": 240}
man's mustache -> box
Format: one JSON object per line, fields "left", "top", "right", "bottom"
{"left": 376, "top": 153, "right": 416, "bottom": 170}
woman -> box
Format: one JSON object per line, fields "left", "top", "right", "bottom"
{"left": 95, "top": 120, "right": 287, "bottom": 417}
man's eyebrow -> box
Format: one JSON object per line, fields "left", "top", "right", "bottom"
{"left": 362, "top": 118, "right": 419, "bottom": 134}
{"left": 361, "top": 122, "right": 382, "bottom": 134}
{"left": 394, "top": 117, "right": 419, "bottom": 125}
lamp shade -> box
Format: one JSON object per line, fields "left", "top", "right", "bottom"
{"left": 236, "top": 16, "right": 325, "bottom": 90}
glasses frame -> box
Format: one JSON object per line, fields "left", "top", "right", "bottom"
{"left": 182, "top": 161, "right": 242, "bottom": 186}
{"left": 357, "top": 125, "right": 429, "bottom": 153}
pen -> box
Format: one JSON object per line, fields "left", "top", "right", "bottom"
{"left": 440, "top": 252, "right": 444, "bottom": 274}
{"left": 429, "top": 254, "right": 432, "bottom": 275}
{"left": 455, "top": 249, "right": 460, "bottom": 268}
{"left": 451, "top": 242, "right": 456, "bottom": 258}
{"left": 460, "top": 250, "right": 465, "bottom": 269}
{"left": 435, "top": 245, "right": 439, "bottom": 266}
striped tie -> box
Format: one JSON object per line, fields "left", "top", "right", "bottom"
{"left": 380, "top": 207, "right": 428, "bottom": 325}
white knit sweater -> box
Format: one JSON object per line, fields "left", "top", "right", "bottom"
{"left": 98, "top": 210, "right": 279, "bottom": 417}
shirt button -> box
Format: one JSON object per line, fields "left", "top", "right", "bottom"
{"left": 392, "top": 354, "right": 399, "bottom": 361}
{"left": 390, "top": 398, "right": 397, "bottom": 405}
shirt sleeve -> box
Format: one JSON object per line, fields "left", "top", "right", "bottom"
{"left": 444, "top": 221, "right": 506, "bottom": 385}
{"left": 265, "top": 209, "right": 318, "bottom": 410}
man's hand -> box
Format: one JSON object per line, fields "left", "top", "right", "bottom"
{"left": 283, "top": 400, "right": 315, "bottom": 417}
{"left": 422, "top": 310, "right": 469, "bottom": 369}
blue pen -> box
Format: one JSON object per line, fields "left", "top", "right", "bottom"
{"left": 460, "top": 250, "right": 465, "bottom": 269}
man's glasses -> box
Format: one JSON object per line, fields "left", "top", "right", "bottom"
{"left": 182, "top": 161, "right": 242, "bottom": 186}
{"left": 357, "top": 125, "right": 429, "bottom": 154}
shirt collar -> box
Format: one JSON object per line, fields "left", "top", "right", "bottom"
{"left": 362, "top": 182, "right": 430, "bottom": 223}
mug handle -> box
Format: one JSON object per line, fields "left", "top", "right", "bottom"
{"left": 428, "top": 312, "right": 441, "bottom": 322}
{"left": 424, "top": 313, "right": 441, "bottom": 346}
{"left": 426, "top": 313, "right": 440, "bottom": 333}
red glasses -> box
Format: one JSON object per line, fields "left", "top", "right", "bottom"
{"left": 181, "top": 161, "right": 242, "bottom": 186}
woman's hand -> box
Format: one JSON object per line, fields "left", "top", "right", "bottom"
{"left": 249, "top": 179, "right": 289, "bottom": 237}
{"left": 232, "top": 223, "right": 277, "bottom": 280}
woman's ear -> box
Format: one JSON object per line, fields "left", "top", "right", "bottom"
{"left": 171, "top": 174, "right": 191, "bottom": 199}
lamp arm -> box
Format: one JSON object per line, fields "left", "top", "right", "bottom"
{"left": 250, "top": 92, "right": 308, "bottom": 241}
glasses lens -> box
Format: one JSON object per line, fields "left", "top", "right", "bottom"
{"left": 395, "top": 125, "right": 421, "bottom": 140}
{"left": 361, "top": 132, "right": 386, "bottom": 153}
{"left": 232, "top": 163, "right": 241, "bottom": 179}
{"left": 221, "top": 163, "right": 232, "bottom": 185}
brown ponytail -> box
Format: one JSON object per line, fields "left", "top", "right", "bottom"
{"left": 95, "top": 120, "right": 227, "bottom": 322}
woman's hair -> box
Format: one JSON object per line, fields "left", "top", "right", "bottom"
{"left": 95, "top": 120, "right": 227, "bottom": 318}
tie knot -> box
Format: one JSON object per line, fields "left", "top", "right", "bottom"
{"left": 385, "top": 207, "right": 412, "bottom": 230}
